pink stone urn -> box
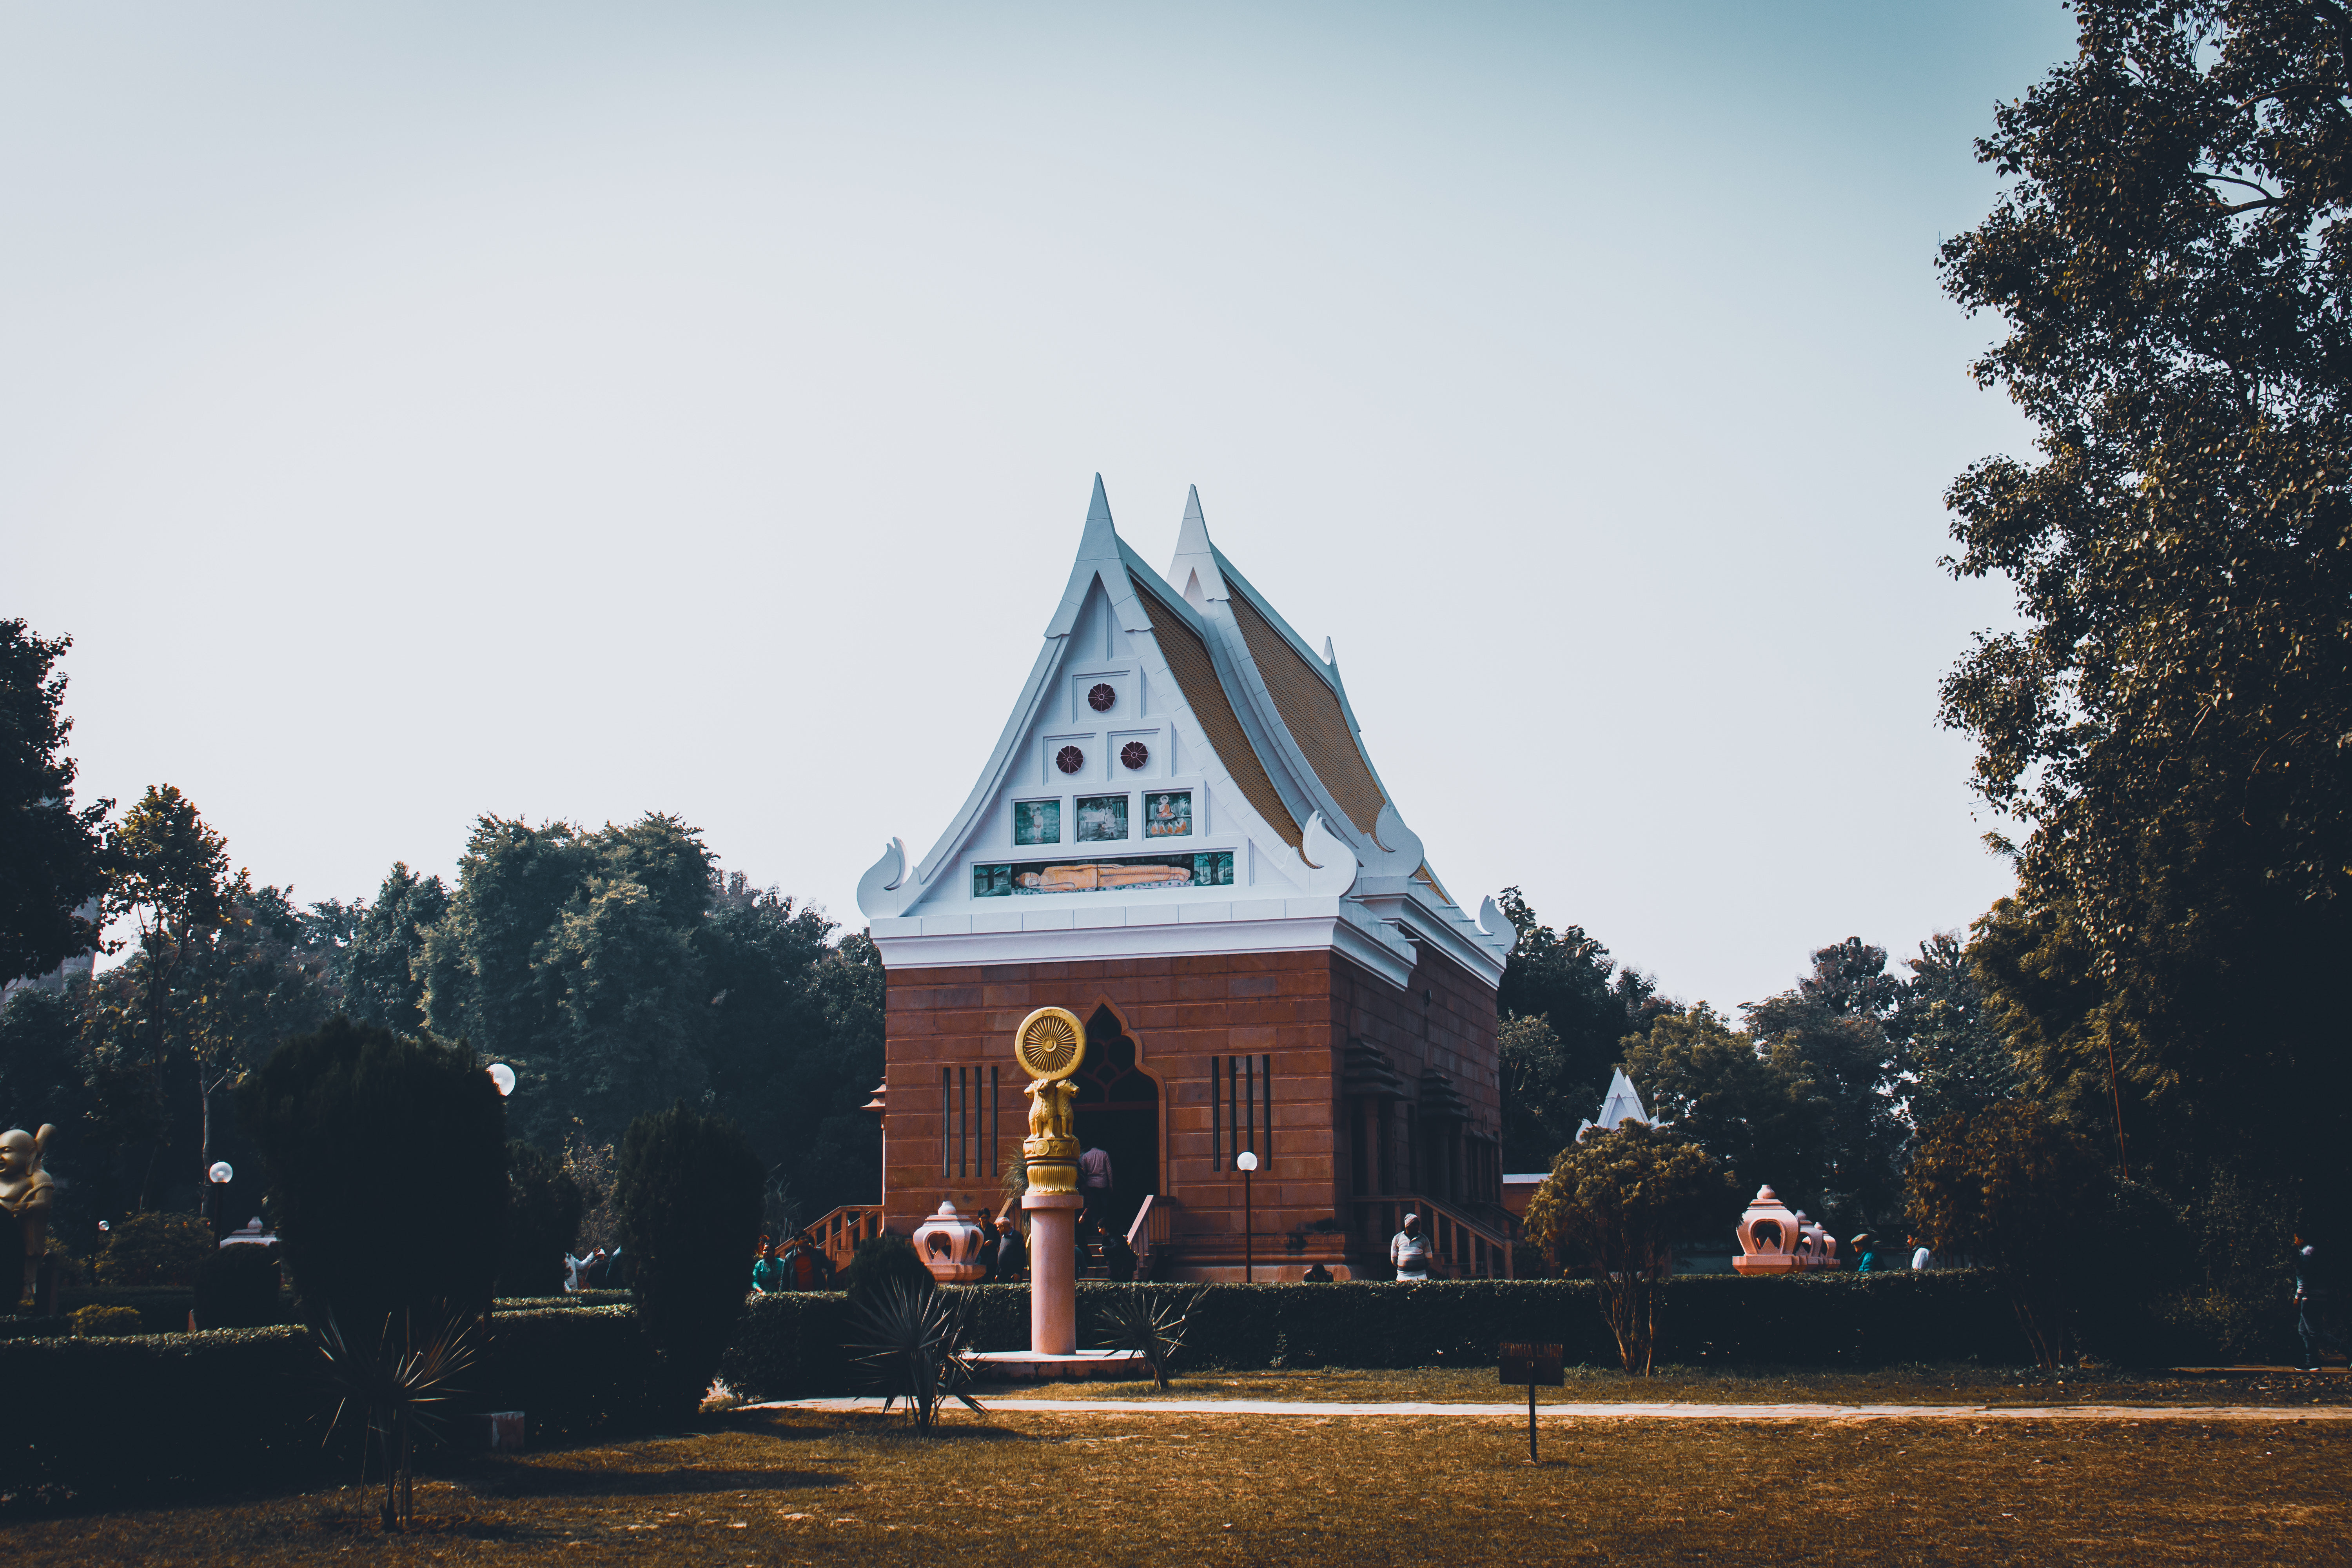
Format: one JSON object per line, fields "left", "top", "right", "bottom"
{"left": 1733, "top": 1185, "right": 1801, "bottom": 1275}
{"left": 911, "top": 1201, "right": 991, "bottom": 1285}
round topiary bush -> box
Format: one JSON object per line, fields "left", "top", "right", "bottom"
{"left": 237, "top": 1017, "right": 507, "bottom": 1331}
{"left": 614, "top": 1102, "right": 762, "bottom": 1410}
{"left": 194, "top": 1244, "right": 284, "bottom": 1329}
{"left": 70, "top": 1303, "right": 143, "bottom": 1338}
{"left": 844, "top": 1231, "right": 932, "bottom": 1308}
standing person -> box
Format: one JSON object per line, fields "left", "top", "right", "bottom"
{"left": 1851, "top": 1234, "right": 1882, "bottom": 1274}
{"left": 993, "top": 1214, "right": 1025, "bottom": 1282}
{"left": 1078, "top": 1144, "right": 1114, "bottom": 1236}
{"left": 972, "top": 1207, "right": 997, "bottom": 1282}
{"left": 751, "top": 1242, "right": 785, "bottom": 1294}
{"left": 2295, "top": 1233, "right": 2346, "bottom": 1371}
{"left": 1909, "top": 1234, "right": 1936, "bottom": 1271}
{"left": 1391, "top": 1213, "right": 1430, "bottom": 1281}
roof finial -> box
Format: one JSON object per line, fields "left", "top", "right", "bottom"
{"left": 1087, "top": 473, "right": 1112, "bottom": 528}
{"left": 1183, "top": 484, "right": 1205, "bottom": 524}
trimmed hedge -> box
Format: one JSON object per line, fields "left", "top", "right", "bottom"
{"left": 720, "top": 1272, "right": 2057, "bottom": 1400}
{"left": 1, "top": 1302, "right": 664, "bottom": 1506}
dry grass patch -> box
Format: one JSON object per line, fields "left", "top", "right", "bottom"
{"left": 964, "top": 1362, "right": 2352, "bottom": 1408}
{"left": 5, "top": 1401, "right": 2348, "bottom": 1565}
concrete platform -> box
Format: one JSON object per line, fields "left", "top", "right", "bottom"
{"left": 969, "top": 1348, "right": 1147, "bottom": 1382}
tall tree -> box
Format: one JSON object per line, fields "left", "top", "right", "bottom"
{"left": 101, "top": 786, "right": 243, "bottom": 1209}
{"left": 1937, "top": 0, "right": 2352, "bottom": 1200}
{"left": 1745, "top": 939, "right": 1906, "bottom": 1218}
{"left": 309, "top": 864, "right": 448, "bottom": 1034}
{"left": 1493, "top": 887, "right": 1660, "bottom": 1168}
{"left": 0, "top": 621, "right": 111, "bottom": 983}
{"left": 1622, "top": 1003, "right": 1830, "bottom": 1211}
{"left": 1891, "top": 930, "right": 2018, "bottom": 1129}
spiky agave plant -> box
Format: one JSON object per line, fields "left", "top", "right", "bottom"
{"left": 1093, "top": 1285, "right": 1196, "bottom": 1390}
{"left": 848, "top": 1281, "right": 985, "bottom": 1432}
{"left": 313, "top": 1306, "right": 477, "bottom": 1530}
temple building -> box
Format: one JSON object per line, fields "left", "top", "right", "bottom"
{"left": 858, "top": 478, "right": 1519, "bottom": 1279}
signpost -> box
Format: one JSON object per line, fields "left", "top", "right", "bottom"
{"left": 1498, "top": 1341, "right": 1564, "bottom": 1462}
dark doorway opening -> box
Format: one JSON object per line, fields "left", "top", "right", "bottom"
{"left": 1072, "top": 1005, "right": 1159, "bottom": 1243}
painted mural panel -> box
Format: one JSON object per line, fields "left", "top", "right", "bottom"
{"left": 971, "top": 851, "right": 1236, "bottom": 897}
{"left": 1013, "top": 800, "right": 1061, "bottom": 846}
{"left": 1074, "top": 795, "right": 1129, "bottom": 842}
{"left": 1143, "top": 790, "right": 1192, "bottom": 837}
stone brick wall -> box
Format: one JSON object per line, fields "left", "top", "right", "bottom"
{"left": 880, "top": 942, "right": 1498, "bottom": 1280}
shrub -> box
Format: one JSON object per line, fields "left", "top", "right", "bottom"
{"left": 193, "top": 1246, "right": 283, "bottom": 1330}
{"left": 842, "top": 1230, "right": 930, "bottom": 1307}
{"left": 848, "top": 1281, "right": 985, "bottom": 1430}
{"left": 1525, "top": 1122, "right": 1740, "bottom": 1374}
{"left": 1907, "top": 1102, "right": 2105, "bottom": 1368}
{"left": 614, "top": 1103, "right": 763, "bottom": 1410}
{"left": 500, "top": 1141, "right": 584, "bottom": 1298}
{"left": 69, "top": 1304, "right": 143, "bottom": 1338}
{"left": 93, "top": 1212, "right": 214, "bottom": 1288}
{"left": 237, "top": 1017, "right": 507, "bottom": 1329}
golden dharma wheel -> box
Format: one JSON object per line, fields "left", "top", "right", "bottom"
{"left": 1013, "top": 1005, "right": 1086, "bottom": 1082}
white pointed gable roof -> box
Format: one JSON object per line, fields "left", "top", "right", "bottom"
{"left": 1576, "top": 1068, "right": 1653, "bottom": 1141}
{"left": 857, "top": 477, "right": 1516, "bottom": 987}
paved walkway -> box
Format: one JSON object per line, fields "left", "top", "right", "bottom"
{"left": 750, "top": 1396, "right": 2352, "bottom": 1423}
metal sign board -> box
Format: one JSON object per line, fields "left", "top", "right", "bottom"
{"left": 1499, "top": 1341, "right": 1564, "bottom": 1387}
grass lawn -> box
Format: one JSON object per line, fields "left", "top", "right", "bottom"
{"left": 8, "top": 1371, "right": 2350, "bottom": 1566}
{"left": 939, "top": 1363, "right": 2352, "bottom": 1407}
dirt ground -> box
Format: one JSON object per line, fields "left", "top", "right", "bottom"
{"left": 8, "top": 1382, "right": 2350, "bottom": 1566}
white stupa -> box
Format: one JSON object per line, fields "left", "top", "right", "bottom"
{"left": 1575, "top": 1067, "right": 1651, "bottom": 1141}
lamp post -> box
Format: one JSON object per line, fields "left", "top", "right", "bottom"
{"left": 207, "top": 1160, "right": 234, "bottom": 1241}
{"left": 1236, "top": 1150, "right": 1258, "bottom": 1282}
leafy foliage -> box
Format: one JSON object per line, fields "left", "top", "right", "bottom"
{"left": 1743, "top": 938, "right": 1907, "bottom": 1218}
{"left": 1524, "top": 1122, "right": 1739, "bottom": 1375}
{"left": 1494, "top": 887, "right": 1662, "bottom": 1168}
{"left": 92, "top": 1211, "right": 214, "bottom": 1287}
{"left": 1937, "top": 0, "right": 2352, "bottom": 1210}
{"left": 412, "top": 818, "right": 884, "bottom": 1216}
{"left": 848, "top": 1280, "right": 985, "bottom": 1430}
{"left": 1906, "top": 1102, "right": 2105, "bottom": 1368}
{"left": 193, "top": 1243, "right": 284, "bottom": 1329}
{"left": 842, "top": 1229, "right": 932, "bottom": 1307}
{"left": 613, "top": 1102, "right": 763, "bottom": 1408}
{"left": 1888, "top": 931, "right": 2017, "bottom": 1128}
{"left": 1622, "top": 1004, "right": 1827, "bottom": 1211}
{"left": 0, "top": 620, "right": 111, "bottom": 984}
{"left": 1092, "top": 1284, "right": 1198, "bottom": 1389}
{"left": 500, "top": 1141, "right": 585, "bottom": 1298}
{"left": 238, "top": 1018, "right": 508, "bottom": 1327}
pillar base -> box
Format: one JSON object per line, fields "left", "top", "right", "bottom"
{"left": 1022, "top": 1191, "right": 1084, "bottom": 1356}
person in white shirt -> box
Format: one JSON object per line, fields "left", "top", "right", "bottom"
{"left": 1391, "top": 1213, "right": 1430, "bottom": 1280}
{"left": 1909, "top": 1234, "right": 1935, "bottom": 1271}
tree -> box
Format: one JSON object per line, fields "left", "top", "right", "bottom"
{"left": 1745, "top": 939, "right": 1906, "bottom": 1219}
{"left": 1937, "top": 0, "right": 2352, "bottom": 1208}
{"left": 0, "top": 621, "right": 111, "bottom": 983}
{"left": 1622, "top": 1003, "right": 1829, "bottom": 1210}
{"left": 1523, "top": 1121, "right": 1738, "bottom": 1375}
{"left": 1493, "top": 887, "right": 1661, "bottom": 1168}
{"left": 615, "top": 1102, "right": 763, "bottom": 1410}
{"left": 1906, "top": 1102, "right": 2106, "bottom": 1368}
{"left": 315, "top": 864, "right": 447, "bottom": 1033}
{"left": 100, "top": 786, "right": 248, "bottom": 1210}
{"left": 238, "top": 1018, "right": 507, "bottom": 1328}
{"left": 1890, "top": 930, "right": 2018, "bottom": 1129}
{"left": 500, "top": 1140, "right": 584, "bottom": 1297}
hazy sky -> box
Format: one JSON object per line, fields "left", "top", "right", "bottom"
{"left": 7, "top": 2, "right": 2077, "bottom": 1013}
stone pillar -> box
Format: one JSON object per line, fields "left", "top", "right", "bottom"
{"left": 1024, "top": 1191, "right": 1083, "bottom": 1355}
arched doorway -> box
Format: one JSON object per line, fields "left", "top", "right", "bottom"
{"left": 1071, "top": 1005, "right": 1159, "bottom": 1242}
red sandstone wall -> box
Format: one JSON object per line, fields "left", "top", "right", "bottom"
{"left": 880, "top": 942, "right": 1498, "bottom": 1281}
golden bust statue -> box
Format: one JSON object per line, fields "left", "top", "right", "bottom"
{"left": 0, "top": 1124, "right": 57, "bottom": 1298}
